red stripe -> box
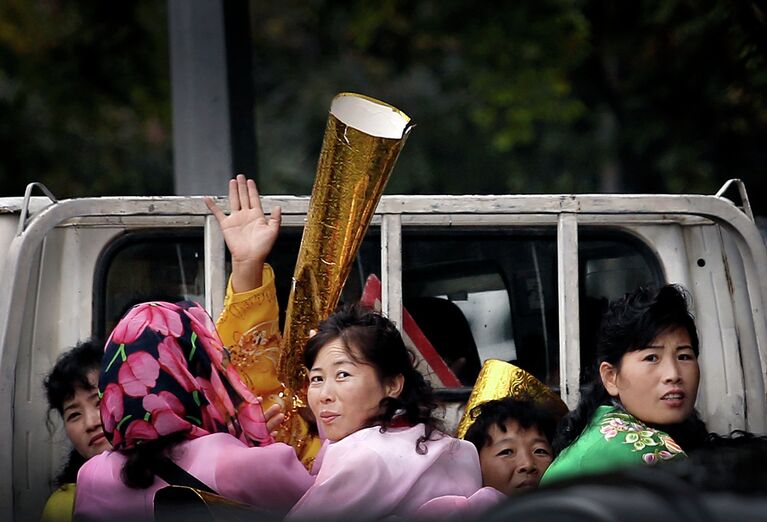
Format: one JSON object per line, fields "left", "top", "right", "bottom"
{"left": 360, "top": 275, "right": 461, "bottom": 388}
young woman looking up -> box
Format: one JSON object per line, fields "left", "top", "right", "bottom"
{"left": 464, "top": 397, "right": 557, "bottom": 496}
{"left": 287, "top": 305, "right": 499, "bottom": 521}
{"left": 541, "top": 284, "right": 706, "bottom": 485}
{"left": 41, "top": 341, "right": 111, "bottom": 522}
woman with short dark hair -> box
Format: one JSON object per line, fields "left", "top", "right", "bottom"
{"left": 41, "top": 340, "right": 110, "bottom": 522}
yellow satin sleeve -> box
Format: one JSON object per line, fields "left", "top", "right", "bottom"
{"left": 215, "top": 265, "right": 321, "bottom": 468}
{"left": 216, "top": 264, "right": 280, "bottom": 349}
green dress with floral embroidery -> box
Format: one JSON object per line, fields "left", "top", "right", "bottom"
{"left": 540, "top": 405, "right": 686, "bottom": 485}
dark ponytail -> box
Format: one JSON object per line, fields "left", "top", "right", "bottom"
{"left": 120, "top": 433, "right": 187, "bottom": 489}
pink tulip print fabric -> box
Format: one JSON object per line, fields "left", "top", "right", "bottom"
{"left": 100, "top": 301, "right": 273, "bottom": 450}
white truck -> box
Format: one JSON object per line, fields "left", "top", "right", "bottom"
{"left": 0, "top": 179, "right": 765, "bottom": 520}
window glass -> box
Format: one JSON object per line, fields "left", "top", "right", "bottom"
{"left": 577, "top": 232, "right": 663, "bottom": 379}
{"left": 265, "top": 227, "right": 381, "bottom": 329}
{"left": 96, "top": 226, "right": 661, "bottom": 390}
{"left": 402, "top": 230, "right": 559, "bottom": 389}
{"left": 95, "top": 231, "right": 205, "bottom": 340}
{"left": 402, "top": 228, "right": 663, "bottom": 390}
{"left": 95, "top": 227, "right": 381, "bottom": 338}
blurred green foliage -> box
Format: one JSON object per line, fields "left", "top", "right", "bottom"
{"left": 0, "top": 0, "right": 765, "bottom": 212}
{"left": 0, "top": 0, "right": 172, "bottom": 197}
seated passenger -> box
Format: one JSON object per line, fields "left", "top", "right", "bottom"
{"left": 41, "top": 341, "right": 111, "bottom": 522}
{"left": 74, "top": 300, "right": 312, "bottom": 521}
{"left": 541, "top": 284, "right": 705, "bottom": 485}
{"left": 482, "top": 430, "right": 767, "bottom": 521}
{"left": 464, "top": 398, "right": 556, "bottom": 496}
{"left": 286, "top": 305, "right": 493, "bottom": 521}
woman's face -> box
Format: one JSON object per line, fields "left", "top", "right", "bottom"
{"left": 600, "top": 326, "right": 700, "bottom": 425}
{"left": 478, "top": 420, "right": 553, "bottom": 496}
{"left": 62, "top": 370, "right": 111, "bottom": 459}
{"left": 308, "top": 338, "right": 402, "bottom": 442}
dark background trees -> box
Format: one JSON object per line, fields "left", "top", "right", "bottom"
{"left": 1, "top": 0, "right": 765, "bottom": 212}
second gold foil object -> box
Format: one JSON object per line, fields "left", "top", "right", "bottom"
{"left": 455, "top": 359, "right": 569, "bottom": 439}
{"left": 279, "top": 93, "right": 413, "bottom": 396}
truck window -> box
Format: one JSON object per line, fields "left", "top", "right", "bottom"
{"left": 402, "top": 230, "right": 558, "bottom": 388}
{"left": 94, "top": 230, "right": 205, "bottom": 339}
{"left": 95, "top": 226, "right": 660, "bottom": 390}
{"left": 401, "top": 228, "right": 663, "bottom": 390}
{"left": 578, "top": 231, "right": 664, "bottom": 380}
{"left": 94, "top": 227, "right": 382, "bottom": 339}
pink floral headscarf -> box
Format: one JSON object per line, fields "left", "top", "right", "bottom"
{"left": 99, "top": 301, "right": 273, "bottom": 450}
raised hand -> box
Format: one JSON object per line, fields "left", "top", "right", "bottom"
{"left": 205, "top": 174, "right": 282, "bottom": 292}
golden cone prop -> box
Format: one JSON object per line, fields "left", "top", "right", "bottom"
{"left": 230, "top": 321, "right": 322, "bottom": 469}
{"left": 279, "top": 93, "right": 413, "bottom": 394}
{"left": 232, "top": 93, "right": 411, "bottom": 466}
{"left": 456, "top": 359, "right": 569, "bottom": 439}
{"left": 227, "top": 317, "right": 323, "bottom": 468}
{"left": 229, "top": 94, "right": 411, "bottom": 467}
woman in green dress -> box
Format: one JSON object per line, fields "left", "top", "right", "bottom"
{"left": 541, "top": 284, "right": 707, "bottom": 485}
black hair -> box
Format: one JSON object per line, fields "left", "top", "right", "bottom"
{"left": 553, "top": 284, "right": 700, "bottom": 454}
{"left": 43, "top": 340, "right": 104, "bottom": 418}
{"left": 660, "top": 410, "right": 709, "bottom": 454}
{"left": 464, "top": 397, "right": 557, "bottom": 451}
{"left": 121, "top": 432, "right": 187, "bottom": 489}
{"left": 673, "top": 429, "right": 767, "bottom": 495}
{"left": 303, "top": 304, "right": 441, "bottom": 454}
{"left": 42, "top": 340, "right": 104, "bottom": 486}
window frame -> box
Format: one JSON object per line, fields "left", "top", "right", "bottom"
{"left": 391, "top": 213, "right": 665, "bottom": 407}
{"left": 92, "top": 227, "right": 207, "bottom": 341}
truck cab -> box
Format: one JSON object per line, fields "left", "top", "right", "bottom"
{"left": 1, "top": 180, "right": 765, "bottom": 520}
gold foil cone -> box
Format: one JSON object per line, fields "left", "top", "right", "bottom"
{"left": 279, "top": 93, "right": 412, "bottom": 395}
{"left": 456, "top": 359, "right": 569, "bottom": 439}
{"left": 229, "top": 94, "right": 411, "bottom": 469}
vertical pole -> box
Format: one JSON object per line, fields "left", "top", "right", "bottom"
{"left": 557, "top": 213, "right": 581, "bottom": 409}
{"left": 382, "top": 215, "right": 403, "bottom": 330}
{"left": 204, "top": 215, "right": 226, "bottom": 320}
{"left": 168, "top": 0, "right": 256, "bottom": 195}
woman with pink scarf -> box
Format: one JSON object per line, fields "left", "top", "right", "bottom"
{"left": 74, "top": 178, "right": 313, "bottom": 521}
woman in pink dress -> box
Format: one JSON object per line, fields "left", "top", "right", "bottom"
{"left": 73, "top": 298, "right": 313, "bottom": 522}
{"left": 287, "top": 305, "right": 501, "bottom": 521}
